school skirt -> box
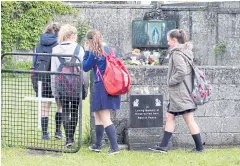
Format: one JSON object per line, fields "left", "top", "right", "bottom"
{"left": 167, "top": 103, "right": 196, "bottom": 116}
{"left": 92, "top": 81, "right": 121, "bottom": 113}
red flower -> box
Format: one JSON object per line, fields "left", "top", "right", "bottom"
{"left": 201, "top": 93, "right": 205, "bottom": 98}
{"left": 198, "top": 84, "right": 202, "bottom": 88}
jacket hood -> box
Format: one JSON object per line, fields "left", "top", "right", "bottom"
{"left": 170, "top": 42, "right": 194, "bottom": 60}
{"left": 40, "top": 33, "right": 57, "bottom": 46}
{"left": 52, "top": 42, "right": 78, "bottom": 61}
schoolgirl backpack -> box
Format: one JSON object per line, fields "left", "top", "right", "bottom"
{"left": 96, "top": 47, "right": 131, "bottom": 96}
{"left": 30, "top": 44, "right": 52, "bottom": 95}
{"left": 56, "top": 44, "right": 82, "bottom": 99}
{"left": 181, "top": 54, "right": 212, "bottom": 105}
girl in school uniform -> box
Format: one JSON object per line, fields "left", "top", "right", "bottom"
{"left": 51, "top": 24, "right": 89, "bottom": 147}
{"left": 149, "top": 29, "right": 204, "bottom": 153}
{"left": 33, "top": 23, "right": 62, "bottom": 140}
{"left": 83, "top": 30, "right": 120, "bottom": 155}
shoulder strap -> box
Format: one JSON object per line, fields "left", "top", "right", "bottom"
{"left": 58, "top": 44, "right": 81, "bottom": 64}
{"left": 109, "top": 47, "right": 114, "bottom": 56}
{"left": 70, "top": 44, "right": 81, "bottom": 63}
{"left": 183, "top": 80, "right": 192, "bottom": 94}
{"left": 176, "top": 51, "right": 194, "bottom": 68}
{"left": 102, "top": 46, "right": 115, "bottom": 57}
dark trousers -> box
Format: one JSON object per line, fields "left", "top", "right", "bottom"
{"left": 61, "top": 98, "right": 80, "bottom": 141}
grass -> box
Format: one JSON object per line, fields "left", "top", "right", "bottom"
{"left": 2, "top": 146, "right": 240, "bottom": 166}
{"left": 2, "top": 75, "right": 240, "bottom": 166}
{"left": 1, "top": 75, "right": 90, "bottom": 152}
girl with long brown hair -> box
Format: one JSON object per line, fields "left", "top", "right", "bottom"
{"left": 83, "top": 30, "right": 121, "bottom": 155}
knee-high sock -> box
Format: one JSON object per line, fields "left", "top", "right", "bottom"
{"left": 160, "top": 131, "right": 172, "bottom": 147}
{"left": 105, "top": 124, "right": 118, "bottom": 150}
{"left": 192, "top": 133, "right": 203, "bottom": 151}
{"left": 55, "top": 112, "right": 62, "bottom": 133}
{"left": 95, "top": 125, "right": 104, "bottom": 146}
{"left": 41, "top": 117, "right": 48, "bottom": 135}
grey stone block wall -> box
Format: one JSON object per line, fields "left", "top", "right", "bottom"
{"left": 56, "top": 4, "right": 153, "bottom": 58}
{"left": 9, "top": 2, "right": 239, "bottom": 67}
{"left": 57, "top": 2, "right": 240, "bottom": 66}
{"left": 90, "top": 66, "right": 240, "bottom": 148}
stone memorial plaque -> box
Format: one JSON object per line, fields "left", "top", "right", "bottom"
{"left": 130, "top": 95, "right": 163, "bottom": 128}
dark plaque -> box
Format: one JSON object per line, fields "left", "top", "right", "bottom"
{"left": 130, "top": 95, "right": 163, "bottom": 128}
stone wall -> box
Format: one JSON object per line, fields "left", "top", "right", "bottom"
{"left": 161, "top": 2, "right": 240, "bottom": 66}
{"left": 90, "top": 66, "right": 240, "bottom": 148}
{"left": 56, "top": 4, "right": 153, "bottom": 59}
{"left": 57, "top": 2, "right": 240, "bottom": 66}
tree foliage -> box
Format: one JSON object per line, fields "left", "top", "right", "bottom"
{"left": 1, "top": 1, "right": 78, "bottom": 53}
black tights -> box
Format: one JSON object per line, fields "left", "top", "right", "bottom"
{"left": 61, "top": 99, "right": 79, "bottom": 141}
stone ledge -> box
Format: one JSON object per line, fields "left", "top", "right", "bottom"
{"left": 71, "top": 3, "right": 154, "bottom": 9}
{"left": 172, "top": 133, "right": 240, "bottom": 146}
{"left": 161, "top": 6, "right": 208, "bottom": 11}
{"left": 128, "top": 143, "right": 160, "bottom": 151}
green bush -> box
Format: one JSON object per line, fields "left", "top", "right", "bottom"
{"left": 1, "top": 1, "right": 78, "bottom": 54}
{"left": 214, "top": 40, "right": 226, "bottom": 56}
{"left": 77, "top": 21, "right": 90, "bottom": 44}
{"left": 2, "top": 59, "right": 32, "bottom": 78}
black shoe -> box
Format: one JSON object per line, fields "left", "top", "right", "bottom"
{"left": 55, "top": 131, "right": 63, "bottom": 139}
{"left": 64, "top": 139, "right": 75, "bottom": 147}
{"left": 149, "top": 145, "right": 168, "bottom": 153}
{"left": 107, "top": 148, "right": 120, "bottom": 155}
{"left": 190, "top": 148, "right": 204, "bottom": 153}
{"left": 89, "top": 144, "right": 102, "bottom": 152}
{"left": 42, "top": 133, "right": 50, "bottom": 140}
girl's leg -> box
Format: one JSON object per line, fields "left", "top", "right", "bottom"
{"left": 69, "top": 99, "right": 80, "bottom": 141}
{"left": 159, "top": 112, "right": 176, "bottom": 147}
{"left": 94, "top": 112, "right": 104, "bottom": 147}
{"left": 41, "top": 102, "right": 51, "bottom": 139}
{"left": 98, "top": 110, "right": 118, "bottom": 151}
{"left": 89, "top": 112, "right": 104, "bottom": 152}
{"left": 149, "top": 112, "right": 176, "bottom": 152}
{"left": 55, "top": 101, "right": 62, "bottom": 138}
{"left": 61, "top": 100, "right": 71, "bottom": 143}
{"left": 182, "top": 112, "right": 203, "bottom": 151}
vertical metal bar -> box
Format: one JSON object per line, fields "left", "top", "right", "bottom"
{"left": 38, "top": 81, "right": 42, "bottom": 129}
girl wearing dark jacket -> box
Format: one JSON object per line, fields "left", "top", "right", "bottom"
{"left": 33, "top": 23, "right": 63, "bottom": 140}
{"left": 149, "top": 29, "right": 204, "bottom": 153}
{"left": 83, "top": 30, "right": 120, "bottom": 155}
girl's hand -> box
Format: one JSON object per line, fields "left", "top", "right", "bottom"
{"left": 84, "top": 41, "right": 89, "bottom": 51}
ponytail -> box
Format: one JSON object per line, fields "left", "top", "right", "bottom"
{"left": 168, "top": 29, "right": 188, "bottom": 44}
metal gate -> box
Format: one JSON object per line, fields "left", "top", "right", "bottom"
{"left": 1, "top": 52, "right": 83, "bottom": 153}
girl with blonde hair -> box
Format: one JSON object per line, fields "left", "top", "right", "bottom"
{"left": 51, "top": 24, "right": 89, "bottom": 147}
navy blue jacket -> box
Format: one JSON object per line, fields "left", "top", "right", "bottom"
{"left": 33, "top": 33, "right": 58, "bottom": 67}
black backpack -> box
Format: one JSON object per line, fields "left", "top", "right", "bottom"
{"left": 30, "top": 44, "right": 53, "bottom": 95}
